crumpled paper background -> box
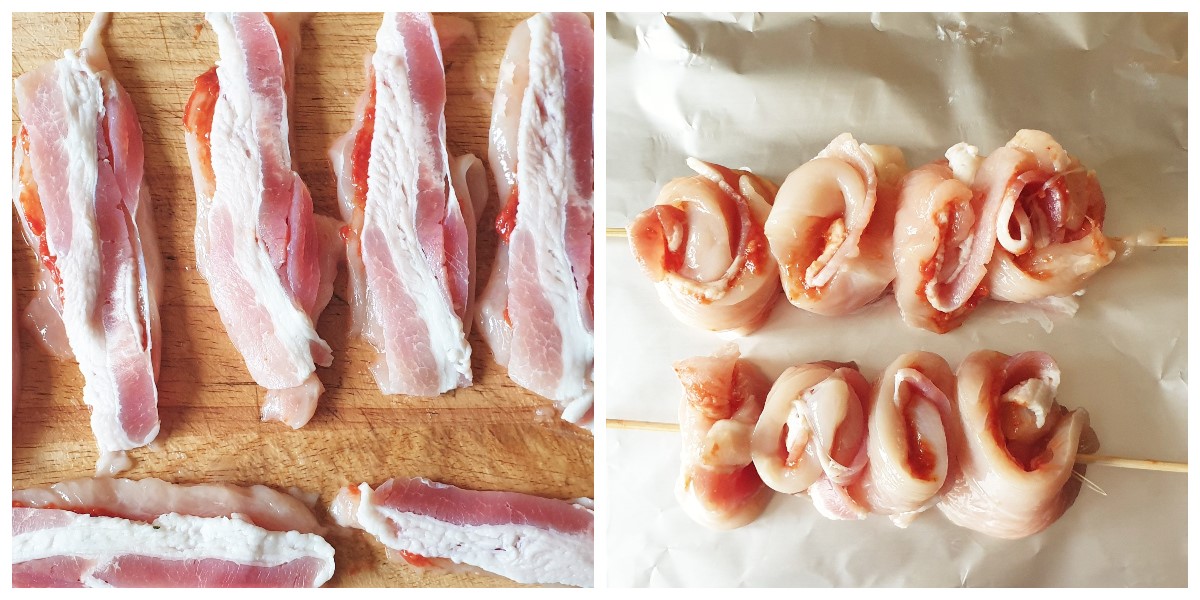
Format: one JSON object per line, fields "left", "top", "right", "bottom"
{"left": 604, "top": 12, "right": 1186, "bottom": 587}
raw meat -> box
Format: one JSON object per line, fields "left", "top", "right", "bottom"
{"left": 183, "top": 12, "right": 341, "bottom": 428}
{"left": 11, "top": 12, "right": 163, "bottom": 473}
{"left": 765, "top": 133, "right": 907, "bottom": 316}
{"left": 629, "top": 158, "right": 781, "bottom": 334}
{"left": 332, "top": 477, "right": 593, "bottom": 587}
{"left": 476, "top": 12, "right": 594, "bottom": 424}
{"left": 329, "top": 12, "right": 486, "bottom": 397}
{"left": 675, "top": 344, "right": 773, "bottom": 529}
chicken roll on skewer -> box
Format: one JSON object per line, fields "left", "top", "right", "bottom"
{"left": 12, "top": 13, "right": 163, "bottom": 474}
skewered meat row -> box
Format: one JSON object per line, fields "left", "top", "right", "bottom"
{"left": 629, "top": 130, "right": 1116, "bottom": 334}
{"left": 672, "top": 344, "right": 1097, "bottom": 539}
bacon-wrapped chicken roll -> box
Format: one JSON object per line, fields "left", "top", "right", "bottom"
{"left": 765, "top": 133, "right": 907, "bottom": 316}
{"left": 629, "top": 159, "right": 780, "bottom": 334}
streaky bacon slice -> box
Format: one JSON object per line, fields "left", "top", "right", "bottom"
{"left": 985, "top": 130, "right": 1115, "bottom": 302}
{"left": 476, "top": 12, "right": 594, "bottom": 425}
{"left": 183, "top": 13, "right": 342, "bottom": 428}
{"left": 765, "top": 133, "right": 907, "bottom": 316}
{"left": 850, "top": 352, "right": 956, "bottom": 527}
{"left": 938, "top": 350, "right": 1098, "bottom": 539}
{"left": 629, "top": 158, "right": 780, "bottom": 334}
{"left": 749, "top": 360, "right": 870, "bottom": 520}
{"left": 332, "top": 477, "right": 594, "bottom": 587}
{"left": 11, "top": 12, "right": 162, "bottom": 473}
{"left": 675, "top": 344, "right": 772, "bottom": 529}
{"left": 12, "top": 478, "right": 334, "bottom": 588}
{"left": 328, "top": 12, "right": 486, "bottom": 397}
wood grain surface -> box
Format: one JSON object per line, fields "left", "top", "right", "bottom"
{"left": 11, "top": 12, "right": 594, "bottom": 588}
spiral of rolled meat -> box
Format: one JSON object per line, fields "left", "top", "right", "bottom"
{"left": 749, "top": 360, "right": 870, "bottom": 520}
{"left": 893, "top": 144, "right": 998, "bottom": 333}
{"left": 938, "top": 350, "right": 1098, "bottom": 539}
{"left": 675, "top": 343, "right": 772, "bottom": 529}
{"left": 765, "top": 133, "right": 908, "bottom": 316}
{"left": 985, "top": 130, "right": 1115, "bottom": 302}
{"left": 851, "top": 352, "right": 955, "bottom": 527}
{"left": 628, "top": 158, "right": 780, "bottom": 334}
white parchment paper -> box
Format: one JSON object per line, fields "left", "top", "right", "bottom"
{"left": 604, "top": 12, "right": 1187, "bottom": 587}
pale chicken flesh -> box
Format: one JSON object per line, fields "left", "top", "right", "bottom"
{"left": 183, "top": 13, "right": 341, "bottom": 428}
{"left": 332, "top": 477, "right": 594, "bottom": 587}
{"left": 675, "top": 343, "right": 773, "bottom": 529}
{"left": 476, "top": 12, "right": 594, "bottom": 424}
{"left": 938, "top": 350, "right": 1098, "bottom": 539}
{"left": 628, "top": 159, "right": 781, "bottom": 334}
{"left": 12, "top": 13, "right": 163, "bottom": 473}
{"left": 329, "top": 12, "right": 486, "bottom": 397}
{"left": 765, "top": 133, "right": 908, "bottom": 316}
{"left": 13, "top": 478, "right": 334, "bottom": 588}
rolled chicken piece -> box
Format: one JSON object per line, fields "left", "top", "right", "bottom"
{"left": 750, "top": 360, "right": 871, "bottom": 520}
{"left": 938, "top": 350, "right": 1098, "bottom": 539}
{"left": 765, "top": 133, "right": 908, "bottom": 316}
{"left": 629, "top": 159, "right": 780, "bottom": 334}
{"left": 675, "top": 343, "right": 773, "bottom": 529}
{"left": 851, "top": 352, "right": 955, "bottom": 527}
{"left": 985, "top": 130, "right": 1115, "bottom": 302}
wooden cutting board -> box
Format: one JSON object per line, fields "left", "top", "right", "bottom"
{"left": 10, "top": 12, "right": 593, "bottom": 588}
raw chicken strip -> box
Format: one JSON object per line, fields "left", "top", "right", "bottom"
{"left": 985, "top": 130, "right": 1114, "bottom": 302}
{"left": 938, "top": 350, "right": 1098, "bottom": 539}
{"left": 476, "top": 13, "right": 594, "bottom": 424}
{"left": 851, "top": 352, "right": 955, "bottom": 527}
{"left": 13, "top": 478, "right": 334, "bottom": 588}
{"left": 11, "top": 13, "right": 163, "bottom": 472}
{"left": 675, "top": 344, "right": 772, "bottom": 529}
{"left": 629, "top": 158, "right": 780, "bottom": 334}
{"left": 765, "top": 133, "right": 907, "bottom": 315}
{"left": 750, "top": 360, "right": 870, "bottom": 520}
{"left": 332, "top": 478, "right": 594, "bottom": 587}
{"left": 183, "top": 13, "right": 341, "bottom": 428}
{"left": 328, "top": 13, "right": 486, "bottom": 397}
{"left": 892, "top": 144, "right": 1003, "bottom": 334}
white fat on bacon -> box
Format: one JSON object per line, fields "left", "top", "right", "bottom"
{"left": 332, "top": 478, "right": 594, "bottom": 587}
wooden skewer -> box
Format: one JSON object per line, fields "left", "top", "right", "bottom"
{"left": 606, "top": 227, "right": 1187, "bottom": 248}
{"left": 605, "top": 418, "right": 1188, "bottom": 474}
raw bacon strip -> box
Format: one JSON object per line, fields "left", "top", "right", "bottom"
{"left": 12, "top": 509, "right": 334, "bottom": 588}
{"left": 749, "top": 360, "right": 870, "bottom": 520}
{"left": 12, "top": 13, "right": 163, "bottom": 473}
{"left": 332, "top": 478, "right": 594, "bottom": 587}
{"left": 765, "top": 133, "right": 907, "bottom": 316}
{"left": 675, "top": 344, "right": 772, "bottom": 529}
{"left": 938, "top": 350, "right": 1098, "bottom": 539}
{"left": 892, "top": 144, "right": 1000, "bottom": 334}
{"left": 477, "top": 13, "right": 594, "bottom": 424}
{"left": 328, "top": 13, "right": 485, "bottom": 396}
{"left": 183, "top": 13, "right": 341, "bottom": 428}
{"left": 985, "top": 130, "right": 1115, "bottom": 302}
{"left": 12, "top": 477, "right": 322, "bottom": 535}
{"left": 851, "top": 352, "right": 955, "bottom": 527}
{"left": 629, "top": 158, "right": 780, "bottom": 333}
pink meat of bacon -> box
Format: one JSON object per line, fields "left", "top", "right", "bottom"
{"left": 984, "top": 130, "right": 1115, "bottom": 302}
{"left": 332, "top": 478, "right": 594, "bottom": 587}
{"left": 629, "top": 158, "right": 781, "bottom": 334}
{"left": 938, "top": 350, "right": 1098, "bottom": 539}
{"left": 850, "top": 352, "right": 956, "bottom": 527}
{"left": 765, "top": 133, "right": 907, "bottom": 316}
{"left": 749, "top": 360, "right": 870, "bottom": 520}
{"left": 13, "top": 478, "right": 334, "bottom": 588}
{"left": 476, "top": 12, "right": 594, "bottom": 424}
{"left": 675, "top": 343, "right": 772, "bottom": 530}
{"left": 329, "top": 13, "right": 487, "bottom": 397}
{"left": 183, "top": 13, "right": 342, "bottom": 428}
{"left": 11, "top": 13, "right": 163, "bottom": 473}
